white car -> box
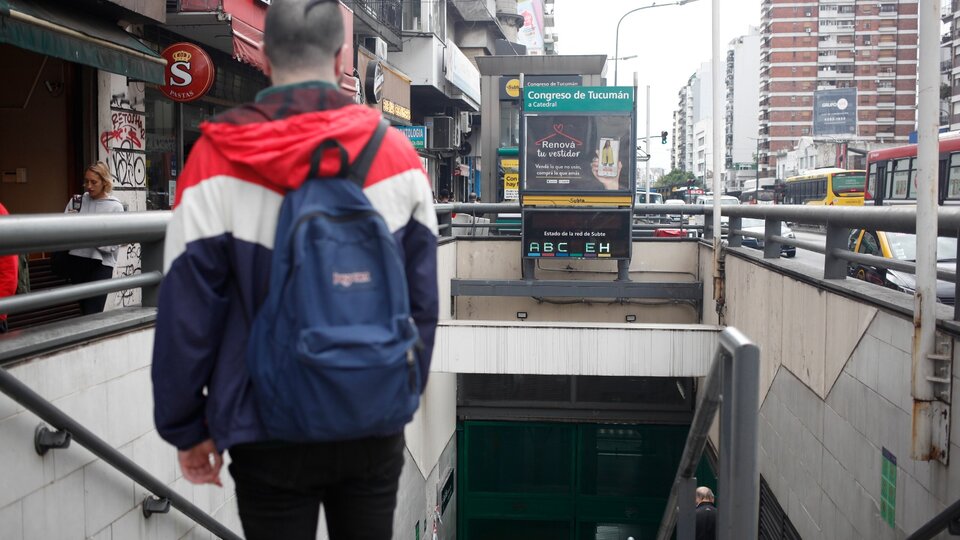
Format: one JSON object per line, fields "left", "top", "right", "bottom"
{"left": 690, "top": 195, "right": 740, "bottom": 234}
{"left": 663, "top": 199, "right": 686, "bottom": 223}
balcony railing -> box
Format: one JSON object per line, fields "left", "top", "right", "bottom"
{"left": 353, "top": 0, "right": 403, "bottom": 36}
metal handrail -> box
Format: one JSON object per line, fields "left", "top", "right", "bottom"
{"left": 3, "top": 204, "right": 957, "bottom": 316}
{"left": 0, "top": 366, "right": 242, "bottom": 540}
{"left": 906, "top": 497, "right": 960, "bottom": 539}
{"left": 656, "top": 327, "right": 760, "bottom": 540}
{"left": 0, "top": 212, "right": 169, "bottom": 315}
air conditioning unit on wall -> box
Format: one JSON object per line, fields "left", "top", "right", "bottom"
{"left": 459, "top": 111, "right": 472, "bottom": 134}
{"left": 425, "top": 116, "right": 457, "bottom": 150}
{"left": 363, "top": 36, "right": 388, "bottom": 59}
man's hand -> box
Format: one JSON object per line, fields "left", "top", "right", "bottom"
{"left": 178, "top": 439, "right": 223, "bottom": 486}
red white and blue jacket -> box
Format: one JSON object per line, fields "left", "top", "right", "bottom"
{"left": 0, "top": 203, "right": 17, "bottom": 323}
{"left": 152, "top": 82, "right": 439, "bottom": 452}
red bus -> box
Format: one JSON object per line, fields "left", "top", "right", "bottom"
{"left": 865, "top": 135, "right": 960, "bottom": 205}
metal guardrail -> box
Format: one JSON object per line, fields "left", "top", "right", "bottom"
{"left": 0, "top": 210, "right": 237, "bottom": 537}
{"left": 905, "top": 497, "right": 960, "bottom": 539}
{"left": 4, "top": 204, "right": 958, "bottom": 315}
{"left": 0, "top": 212, "right": 168, "bottom": 315}
{"left": 656, "top": 327, "right": 760, "bottom": 540}
{"left": 0, "top": 361, "right": 242, "bottom": 540}
{"left": 715, "top": 205, "right": 960, "bottom": 320}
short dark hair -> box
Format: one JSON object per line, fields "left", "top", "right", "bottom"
{"left": 263, "top": 0, "right": 344, "bottom": 73}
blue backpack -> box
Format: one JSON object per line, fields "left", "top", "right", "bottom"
{"left": 246, "top": 119, "right": 421, "bottom": 442}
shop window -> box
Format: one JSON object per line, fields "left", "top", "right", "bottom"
{"left": 500, "top": 102, "right": 521, "bottom": 148}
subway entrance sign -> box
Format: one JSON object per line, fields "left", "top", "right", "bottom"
{"left": 523, "top": 209, "right": 632, "bottom": 259}
{"left": 520, "top": 85, "right": 637, "bottom": 260}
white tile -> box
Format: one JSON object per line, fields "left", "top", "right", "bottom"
{"left": 0, "top": 412, "right": 55, "bottom": 509}
{"left": 0, "top": 387, "right": 20, "bottom": 423}
{"left": 178, "top": 526, "right": 213, "bottom": 540}
{"left": 799, "top": 426, "right": 824, "bottom": 481}
{"left": 853, "top": 442, "right": 881, "bottom": 504}
{"left": 0, "top": 501, "right": 22, "bottom": 540}
{"left": 869, "top": 312, "right": 912, "bottom": 355}
{"left": 876, "top": 346, "right": 905, "bottom": 414}
{"left": 111, "top": 506, "right": 156, "bottom": 540}
{"left": 900, "top": 473, "right": 930, "bottom": 535}
{"left": 21, "top": 468, "right": 85, "bottom": 540}
{"left": 34, "top": 352, "right": 86, "bottom": 404}
{"left": 208, "top": 495, "right": 242, "bottom": 539}
{"left": 130, "top": 431, "right": 178, "bottom": 505}
{"left": 796, "top": 465, "right": 822, "bottom": 525}
{"left": 52, "top": 384, "right": 109, "bottom": 481}
{"left": 820, "top": 449, "right": 843, "bottom": 510}
{"left": 83, "top": 447, "right": 136, "bottom": 537}
{"left": 105, "top": 368, "right": 154, "bottom": 448}
{"left": 851, "top": 483, "right": 881, "bottom": 540}
{"left": 796, "top": 385, "right": 825, "bottom": 441}
{"left": 90, "top": 525, "right": 113, "bottom": 540}
{"left": 847, "top": 334, "right": 880, "bottom": 391}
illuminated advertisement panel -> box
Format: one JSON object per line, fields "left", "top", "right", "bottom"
{"left": 522, "top": 209, "right": 632, "bottom": 260}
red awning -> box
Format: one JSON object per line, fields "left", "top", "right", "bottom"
{"left": 223, "top": 0, "right": 267, "bottom": 72}
{"left": 231, "top": 17, "right": 266, "bottom": 72}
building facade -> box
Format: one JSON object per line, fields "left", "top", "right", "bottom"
{"left": 758, "top": 0, "right": 918, "bottom": 180}
{"left": 725, "top": 27, "right": 762, "bottom": 194}
{"left": 943, "top": 0, "right": 960, "bottom": 129}
{"left": 672, "top": 63, "right": 712, "bottom": 174}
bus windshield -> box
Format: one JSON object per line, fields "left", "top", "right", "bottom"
{"left": 833, "top": 172, "right": 866, "bottom": 193}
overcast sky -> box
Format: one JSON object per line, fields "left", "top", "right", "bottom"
{"left": 553, "top": 0, "right": 762, "bottom": 170}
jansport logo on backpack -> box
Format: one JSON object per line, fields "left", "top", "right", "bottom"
{"left": 246, "top": 119, "right": 422, "bottom": 442}
{"left": 332, "top": 271, "right": 371, "bottom": 288}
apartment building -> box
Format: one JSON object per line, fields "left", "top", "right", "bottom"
{"left": 758, "top": 0, "right": 918, "bottom": 180}
{"left": 672, "top": 63, "right": 712, "bottom": 174}
{"left": 725, "top": 28, "right": 762, "bottom": 193}
{"left": 944, "top": 0, "right": 960, "bottom": 129}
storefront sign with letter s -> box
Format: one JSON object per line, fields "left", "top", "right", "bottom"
{"left": 159, "top": 43, "right": 215, "bottom": 103}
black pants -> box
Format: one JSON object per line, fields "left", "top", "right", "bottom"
{"left": 228, "top": 434, "right": 405, "bottom": 540}
{"left": 65, "top": 255, "right": 113, "bottom": 314}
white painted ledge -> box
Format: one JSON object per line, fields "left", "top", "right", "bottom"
{"left": 433, "top": 320, "right": 722, "bottom": 377}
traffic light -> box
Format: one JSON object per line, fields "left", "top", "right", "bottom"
{"left": 660, "top": 131, "right": 668, "bottom": 145}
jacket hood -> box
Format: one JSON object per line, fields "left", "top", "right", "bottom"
{"left": 199, "top": 104, "right": 383, "bottom": 191}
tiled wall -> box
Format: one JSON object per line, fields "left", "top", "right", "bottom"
{"left": 0, "top": 326, "right": 458, "bottom": 540}
{"left": 0, "top": 329, "right": 241, "bottom": 539}
{"left": 723, "top": 250, "right": 960, "bottom": 539}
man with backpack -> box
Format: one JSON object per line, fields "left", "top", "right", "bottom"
{"left": 150, "top": 0, "right": 439, "bottom": 538}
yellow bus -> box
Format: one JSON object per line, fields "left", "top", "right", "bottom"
{"left": 782, "top": 168, "right": 865, "bottom": 206}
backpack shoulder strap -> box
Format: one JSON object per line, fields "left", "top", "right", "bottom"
{"left": 307, "top": 140, "right": 349, "bottom": 180}
{"left": 348, "top": 118, "right": 390, "bottom": 188}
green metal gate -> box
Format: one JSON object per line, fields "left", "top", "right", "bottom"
{"left": 458, "top": 421, "right": 715, "bottom": 540}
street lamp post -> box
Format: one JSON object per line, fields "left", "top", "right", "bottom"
{"left": 614, "top": 0, "right": 700, "bottom": 86}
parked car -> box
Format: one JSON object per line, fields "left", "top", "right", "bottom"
{"left": 738, "top": 218, "right": 796, "bottom": 257}
{"left": 847, "top": 229, "right": 957, "bottom": 305}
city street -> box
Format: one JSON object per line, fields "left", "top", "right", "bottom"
{"left": 791, "top": 229, "right": 826, "bottom": 269}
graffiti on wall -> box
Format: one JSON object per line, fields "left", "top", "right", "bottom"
{"left": 99, "top": 77, "right": 147, "bottom": 311}
{"left": 100, "top": 109, "right": 147, "bottom": 188}
{"left": 111, "top": 243, "right": 142, "bottom": 309}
